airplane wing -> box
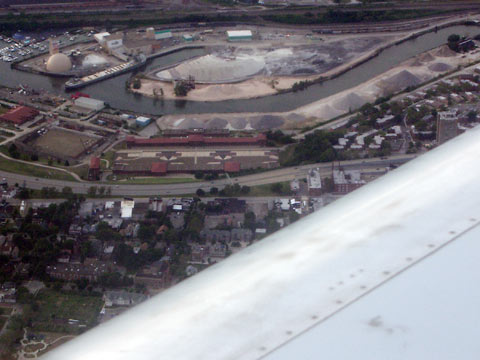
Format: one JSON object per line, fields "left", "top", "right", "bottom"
{"left": 41, "top": 126, "right": 480, "bottom": 360}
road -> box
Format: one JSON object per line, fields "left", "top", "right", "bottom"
{"left": 0, "top": 154, "right": 416, "bottom": 196}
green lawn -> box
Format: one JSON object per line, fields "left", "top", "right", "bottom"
{"left": 0, "top": 155, "right": 77, "bottom": 182}
{"left": 31, "top": 290, "right": 103, "bottom": 334}
{"left": 111, "top": 177, "right": 199, "bottom": 185}
{"left": 0, "top": 316, "right": 7, "bottom": 329}
{"left": 245, "top": 181, "right": 293, "bottom": 197}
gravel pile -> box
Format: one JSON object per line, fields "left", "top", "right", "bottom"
{"left": 428, "top": 62, "right": 452, "bottom": 72}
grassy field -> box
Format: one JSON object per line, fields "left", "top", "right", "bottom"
{"left": 111, "top": 176, "right": 200, "bottom": 185}
{"left": 0, "top": 315, "right": 7, "bottom": 329}
{"left": 0, "top": 155, "right": 77, "bottom": 182}
{"left": 246, "top": 181, "right": 293, "bottom": 197}
{"left": 31, "top": 290, "right": 103, "bottom": 334}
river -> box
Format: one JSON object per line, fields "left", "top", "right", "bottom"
{"left": 0, "top": 25, "right": 478, "bottom": 115}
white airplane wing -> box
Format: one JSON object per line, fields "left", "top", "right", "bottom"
{"left": 41, "top": 126, "right": 480, "bottom": 360}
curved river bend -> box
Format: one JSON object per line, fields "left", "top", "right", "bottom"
{"left": 0, "top": 25, "right": 478, "bottom": 115}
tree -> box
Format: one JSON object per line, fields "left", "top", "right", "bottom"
{"left": 62, "top": 186, "right": 73, "bottom": 197}
{"left": 87, "top": 186, "right": 97, "bottom": 198}
{"left": 244, "top": 211, "right": 256, "bottom": 231}
{"left": 64, "top": 160, "right": 70, "bottom": 166}
{"left": 209, "top": 187, "right": 218, "bottom": 195}
{"left": 271, "top": 183, "right": 283, "bottom": 194}
{"left": 240, "top": 185, "right": 250, "bottom": 195}
{"left": 98, "top": 186, "right": 106, "bottom": 196}
{"left": 174, "top": 81, "right": 189, "bottom": 97}
{"left": 132, "top": 78, "right": 141, "bottom": 89}
{"left": 18, "top": 188, "right": 30, "bottom": 200}
{"left": 8, "top": 143, "right": 19, "bottom": 159}
{"left": 31, "top": 154, "right": 38, "bottom": 161}
{"left": 447, "top": 34, "right": 461, "bottom": 52}
{"left": 467, "top": 110, "right": 477, "bottom": 122}
{"left": 196, "top": 188, "right": 205, "bottom": 197}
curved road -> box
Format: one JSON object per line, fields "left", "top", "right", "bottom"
{"left": 1, "top": 155, "right": 416, "bottom": 196}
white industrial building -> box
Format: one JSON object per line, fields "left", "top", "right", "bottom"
{"left": 93, "top": 32, "right": 111, "bottom": 46}
{"left": 226, "top": 30, "right": 253, "bottom": 41}
{"left": 121, "top": 198, "right": 135, "bottom": 218}
{"left": 146, "top": 28, "right": 172, "bottom": 40}
{"left": 103, "top": 33, "right": 123, "bottom": 51}
{"left": 136, "top": 116, "right": 151, "bottom": 127}
{"left": 74, "top": 97, "right": 105, "bottom": 111}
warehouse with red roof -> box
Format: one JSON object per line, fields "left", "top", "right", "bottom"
{"left": 0, "top": 106, "right": 39, "bottom": 125}
{"left": 126, "top": 134, "right": 267, "bottom": 148}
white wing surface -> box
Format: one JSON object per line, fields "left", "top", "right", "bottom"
{"left": 41, "top": 126, "right": 480, "bottom": 360}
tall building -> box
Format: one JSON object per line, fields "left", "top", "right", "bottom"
{"left": 437, "top": 111, "right": 458, "bottom": 145}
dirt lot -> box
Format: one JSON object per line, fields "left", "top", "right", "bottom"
{"left": 29, "top": 128, "right": 99, "bottom": 159}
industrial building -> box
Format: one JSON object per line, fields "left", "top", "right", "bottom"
{"left": 88, "top": 157, "right": 101, "bottom": 181}
{"left": 226, "top": 30, "right": 253, "bottom": 42}
{"left": 437, "top": 110, "right": 459, "bottom": 144}
{"left": 308, "top": 168, "right": 323, "bottom": 196}
{"left": 0, "top": 106, "right": 39, "bottom": 125}
{"left": 146, "top": 28, "right": 172, "bottom": 40}
{"left": 74, "top": 97, "right": 105, "bottom": 111}
{"left": 125, "top": 134, "right": 266, "bottom": 148}
{"left": 113, "top": 148, "right": 279, "bottom": 176}
{"left": 136, "top": 116, "right": 152, "bottom": 127}
{"left": 333, "top": 169, "right": 365, "bottom": 194}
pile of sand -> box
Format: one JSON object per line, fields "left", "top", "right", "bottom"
{"left": 434, "top": 45, "right": 457, "bottom": 58}
{"left": 177, "top": 118, "right": 203, "bottom": 129}
{"left": 205, "top": 118, "right": 228, "bottom": 129}
{"left": 286, "top": 113, "right": 306, "bottom": 122}
{"left": 250, "top": 115, "right": 285, "bottom": 129}
{"left": 417, "top": 52, "right": 435, "bottom": 62}
{"left": 332, "top": 92, "right": 367, "bottom": 112}
{"left": 378, "top": 70, "right": 422, "bottom": 95}
{"left": 229, "top": 117, "right": 247, "bottom": 130}
{"left": 156, "top": 54, "right": 266, "bottom": 83}
{"left": 408, "top": 58, "right": 424, "bottom": 67}
{"left": 428, "top": 62, "right": 452, "bottom": 72}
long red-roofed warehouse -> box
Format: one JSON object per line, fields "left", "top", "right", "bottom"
{"left": 126, "top": 134, "right": 267, "bottom": 148}
{"left": 0, "top": 106, "right": 39, "bottom": 125}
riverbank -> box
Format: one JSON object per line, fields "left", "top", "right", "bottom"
{"left": 158, "top": 41, "right": 480, "bottom": 131}
{"left": 130, "top": 16, "right": 478, "bottom": 103}
{"left": 131, "top": 33, "right": 400, "bottom": 102}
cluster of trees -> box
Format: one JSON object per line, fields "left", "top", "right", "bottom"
{"left": 194, "top": 171, "right": 219, "bottom": 181}
{"left": 131, "top": 78, "right": 141, "bottom": 90}
{"left": 174, "top": 81, "right": 192, "bottom": 97}
{"left": 447, "top": 34, "right": 461, "bottom": 52}
{"left": 283, "top": 130, "right": 345, "bottom": 166}
{"left": 265, "top": 130, "right": 295, "bottom": 146}
{"left": 87, "top": 186, "right": 112, "bottom": 197}
{"left": 291, "top": 80, "right": 314, "bottom": 92}
{"left": 270, "top": 182, "right": 291, "bottom": 195}
{"left": 219, "top": 183, "right": 250, "bottom": 196}
{"left": 263, "top": 9, "right": 444, "bottom": 25}
{"left": 7, "top": 143, "right": 19, "bottom": 159}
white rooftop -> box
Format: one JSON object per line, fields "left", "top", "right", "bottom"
{"left": 226, "top": 30, "right": 252, "bottom": 37}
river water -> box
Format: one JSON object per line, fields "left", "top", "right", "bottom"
{"left": 0, "top": 25, "right": 478, "bottom": 115}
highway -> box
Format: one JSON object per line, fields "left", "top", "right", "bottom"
{"left": 0, "top": 154, "right": 416, "bottom": 196}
